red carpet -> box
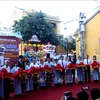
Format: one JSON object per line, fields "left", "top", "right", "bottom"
{"left": 9, "top": 82, "right": 100, "bottom": 100}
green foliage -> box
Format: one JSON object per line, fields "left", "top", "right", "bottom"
{"left": 12, "top": 11, "right": 60, "bottom": 45}
{"left": 58, "top": 35, "right": 76, "bottom": 51}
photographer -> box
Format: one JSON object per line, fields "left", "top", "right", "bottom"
{"left": 77, "top": 91, "right": 89, "bottom": 100}
{"left": 90, "top": 88, "right": 100, "bottom": 100}
{"left": 76, "top": 87, "right": 89, "bottom": 100}
{"left": 62, "top": 91, "right": 76, "bottom": 100}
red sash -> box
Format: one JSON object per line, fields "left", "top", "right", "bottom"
{"left": 31, "top": 67, "right": 39, "bottom": 75}
{"left": 65, "top": 63, "right": 75, "bottom": 69}
{"left": 91, "top": 61, "right": 99, "bottom": 69}
{"left": 44, "top": 65, "right": 51, "bottom": 73}
{"left": 0, "top": 72, "right": 3, "bottom": 78}
{"left": 1, "top": 68, "right": 12, "bottom": 78}
{"left": 12, "top": 68, "right": 23, "bottom": 78}
{"left": 39, "top": 67, "right": 44, "bottom": 72}
{"left": 26, "top": 67, "right": 34, "bottom": 74}
{"left": 53, "top": 64, "right": 63, "bottom": 72}
{"left": 75, "top": 62, "right": 86, "bottom": 67}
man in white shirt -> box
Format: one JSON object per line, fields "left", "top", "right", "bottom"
{"left": 30, "top": 58, "right": 39, "bottom": 90}
{"left": 45, "top": 58, "right": 53, "bottom": 68}
{"left": 58, "top": 56, "right": 66, "bottom": 84}
{"left": 2, "top": 60, "right": 11, "bottom": 100}
{"left": 58, "top": 56, "right": 66, "bottom": 68}
{"left": 84, "top": 54, "right": 91, "bottom": 82}
{"left": 45, "top": 58, "right": 53, "bottom": 87}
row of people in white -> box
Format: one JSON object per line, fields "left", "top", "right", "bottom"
{"left": 76, "top": 55, "right": 99, "bottom": 83}
{"left": 0, "top": 55, "right": 99, "bottom": 99}
{"left": 25, "top": 55, "right": 99, "bottom": 84}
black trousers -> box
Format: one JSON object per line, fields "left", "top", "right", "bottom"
{"left": 60, "top": 70, "right": 65, "bottom": 84}
{"left": 71, "top": 69, "right": 75, "bottom": 82}
{"left": 84, "top": 66, "right": 91, "bottom": 82}
{"left": 21, "top": 76, "right": 26, "bottom": 93}
{"left": 33, "top": 74, "right": 38, "bottom": 90}
{"left": 3, "top": 78, "right": 10, "bottom": 100}
{"left": 45, "top": 73, "right": 52, "bottom": 87}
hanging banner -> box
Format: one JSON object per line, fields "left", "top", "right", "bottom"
{"left": 0, "top": 36, "right": 21, "bottom": 65}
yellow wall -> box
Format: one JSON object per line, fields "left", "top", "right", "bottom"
{"left": 85, "top": 12, "right": 100, "bottom": 60}
{"left": 19, "top": 43, "right": 25, "bottom": 55}
{"left": 76, "top": 12, "right": 100, "bottom": 60}
{"left": 76, "top": 34, "right": 80, "bottom": 58}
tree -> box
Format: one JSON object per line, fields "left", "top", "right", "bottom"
{"left": 12, "top": 11, "right": 60, "bottom": 45}
{"left": 66, "top": 36, "right": 76, "bottom": 51}
{"left": 59, "top": 35, "right": 76, "bottom": 51}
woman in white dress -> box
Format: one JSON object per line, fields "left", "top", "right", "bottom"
{"left": 25, "top": 60, "right": 34, "bottom": 92}
{"left": 38, "top": 59, "right": 46, "bottom": 88}
{"left": 76, "top": 56, "right": 84, "bottom": 83}
{"left": 53, "top": 59, "right": 62, "bottom": 86}
{"left": 11, "top": 61, "right": 22, "bottom": 97}
{"left": 65, "top": 56, "right": 73, "bottom": 84}
{"left": 91, "top": 55, "right": 99, "bottom": 82}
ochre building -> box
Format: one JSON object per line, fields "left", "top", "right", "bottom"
{"left": 75, "top": 9, "right": 100, "bottom": 60}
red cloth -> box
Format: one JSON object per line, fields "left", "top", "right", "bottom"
{"left": 65, "top": 63, "right": 75, "bottom": 69}
{"left": 75, "top": 62, "right": 86, "bottom": 67}
{"left": 91, "top": 61, "right": 99, "bottom": 68}
{"left": 0, "top": 72, "right": 3, "bottom": 78}
{"left": 1, "top": 68, "right": 7, "bottom": 73}
{"left": 12, "top": 68, "right": 23, "bottom": 78}
{"left": 53, "top": 64, "right": 63, "bottom": 72}
{"left": 31, "top": 67, "right": 39, "bottom": 75}
{"left": 18, "top": 68, "right": 23, "bottom": 72}
{"left": 26, "top": 67, "right": 34, "bottom": 74}
{"left": 39, "top": 67, "right": 44, "bottom": 72}
{"left": 2, "top": 72, "right": 12, "bottom": 78}
{"left": 0, "top": 68, "right": 12, "bottom": 78}
{"left": 44, "top": 65, "right": 51, "bottom": 72}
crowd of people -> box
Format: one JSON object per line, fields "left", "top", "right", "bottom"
{"left": 62, "top": 87, "right": 100, "bottom": 100}
{"left": 0, "top": 52, "right": 100, "bottom": 100}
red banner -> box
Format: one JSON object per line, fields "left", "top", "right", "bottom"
{"left": 0, "top": 36, "right": 21, "bottom": 65}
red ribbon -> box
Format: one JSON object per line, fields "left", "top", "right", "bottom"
{"left": 91, "top": 61, "right": 99, "bottom": 68}
{"left": 53, "top": 64, "right": 63, "bottom": 71}
{"left": 44, "top": 65, "right": 51, "bottom": 72}
{"left": 65, "top": 63, "right": 75, "bottom": 69}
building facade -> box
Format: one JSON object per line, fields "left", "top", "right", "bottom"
{"left": 8, "top": 8, "right": 61, "bottom": 34}
{"left": 75, "top": 9, "right": 100, "bottom": 60}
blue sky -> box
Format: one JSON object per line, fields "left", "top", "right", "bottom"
{"left": 0, "top": 0, "right": 100, "bottom": 37}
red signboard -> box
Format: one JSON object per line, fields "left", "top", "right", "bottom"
{"left": 0, "top": 36, "right": 21, "bottom": 65}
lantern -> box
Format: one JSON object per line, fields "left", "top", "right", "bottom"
{"left": 33, "top": 44, "right": 36, "bottom": 47}
{"left": 28, "top": 43, "right": 32, "bottom": 46}
{"left": 24, "top": 43, "right": 27, "bottom": 46}
{"left": 37, "top": 44, "right": 40, "bottom": 47}
{"left": 41, "top": 44, "right": 44, "bottom": 47}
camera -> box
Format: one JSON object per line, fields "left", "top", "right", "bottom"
{"left": 61, "top": 91, "right": 72, "bottom": 100}
{"left": 64, "top": 91, "right": 72, "bottom": 96}
{"left": 81, "top": 86, "right": 89, "bottom": 91}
